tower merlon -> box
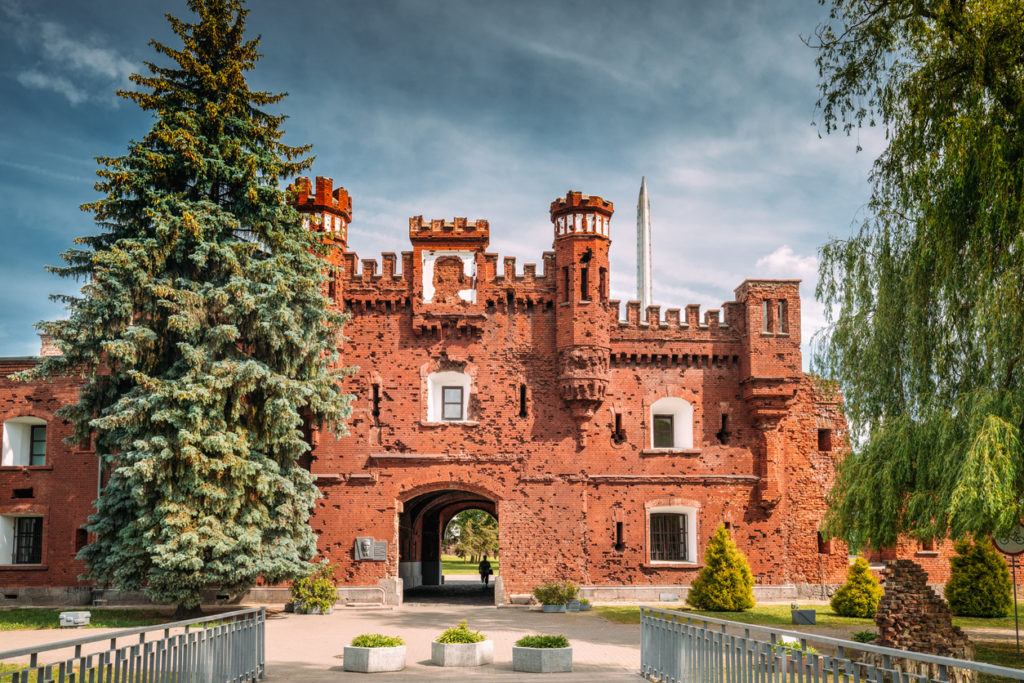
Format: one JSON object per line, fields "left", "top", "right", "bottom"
{"left": 550, "top": 191, "right": 614, "bottom": 240}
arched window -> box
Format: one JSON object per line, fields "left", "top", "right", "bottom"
{"left": 427, "top": 371, "right": 471, "bottom": 422}
{"left": 2, "top": 417, "right": 47, "bottom": 467}
{"left": 649, "top": 397, "right": 693, "bottom": 449}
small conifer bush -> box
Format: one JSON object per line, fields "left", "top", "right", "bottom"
{"left": 686, "top": 525, "right": 755, "bottom": 611}
{"left": 350, "top": 634, "right": 405, "bottom": 648}
{"left": 945, "top": 538, "right": 1012, "bottom": 617}
{"left": 830, "top": 557, "right": 883, "bottom": 618}
{"left": 436, "top": 620, "right": 486, "bottom": 644}
{"left": 290, "top": 561, "right": 338, "bottom": 613}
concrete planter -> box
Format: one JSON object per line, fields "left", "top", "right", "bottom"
{"left": 579, "top": 601, "right": 591, "bottom": 611}
{"left": 541, "top": 604, "right": 567, "bottom": 613}
{"left": 512, "top": 646, "right": 572, "bottom": 673}
{"left": 294, "top": 604, "right": 334, "bottom": 615}
{"left": 566, "top": 599, "right": 580, "bottom": 612}
{"left": 342, "top": 645, "right": 406, "bottom": 673}
{"left": 430, "top": 639, "right": 494, "bottom": 667}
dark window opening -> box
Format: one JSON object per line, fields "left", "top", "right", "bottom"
{"left": 13, "top": 517, "right": 43, "bottom": 564}
{"left": 817, "top": 429, "right": 833, "bottom": 451}
{"left": 506, "top": 291, "right": 514, "bottom": 308}
{"left": 75, "top": 528, "right": 88, "bottom": 553}
{"left": 580, "top": 267, "right": 589, "bottom": 300}
{"left": 653, "top": 414, "right": 674, "bottom": 448}
{"left": 371, "top": 384, "right": 381, "bottom": 421}
{"left": 12, "top": 488, "right": 33, "bottom": 499}
{"left": 613, "top": 413, "right": 626, "bottom": 444}
{"left": 518, "top": 384, "right": 528, "bottom": 418}
{"left": 328, "top": 278, "right": 336, "bottom": 300}
{"left": 650, "top": 513, "right": 688, "bottom": 562}
{"left": 442, "top": 386, "right": 464, "bottom": 421}
{"left": 614, "top": 522, "right": 624, "bottom": 551}
{"left": 526, "top": 299, "right": 534, "bottom": 313}
{"left": 30, "top": 425, "right": 46, "bottom": 466}
{"left": 817, "top": 531, "right": 832, "bottom": 554}
{"left": 723, "top": 521, "right": 731, "bottom": 530}
{"left": 561, "top": 267, "right": 570, "bottom": 303}
{"left": 599, "top": 267, "right": 608, "bottom": 300}
{"left": 920, "top": 537, "right": 937, "bottom": 552}
{"left": 544, "top": 301, "right": 553, "bottom": 312}
{"left": 716, "top": 414, "right": 730, "bottom": 445}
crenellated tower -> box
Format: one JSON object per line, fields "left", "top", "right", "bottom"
{"left": 550, "top": 191, "right": 614, "bottom": 447}
{"left": 288, "top": 176, "right": 352, "bottom": 306}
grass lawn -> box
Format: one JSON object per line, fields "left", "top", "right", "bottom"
{"left": 595, "top": 604, "right": 874, "bottom": 628}
{"left": 442, "top": 554, "right": 499, "bottom": 575}
{"left": 0, "top": 608, "right": 174, "bottom": 631}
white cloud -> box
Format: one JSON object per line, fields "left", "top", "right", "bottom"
{"left": 38, "top": 21, "right": 134, "bottom": 82}
{"left": 16, "top": 70, "right": 89, "bottom": 105}
{"left": 754, "top": 245, "right": 817, "bottom": 280}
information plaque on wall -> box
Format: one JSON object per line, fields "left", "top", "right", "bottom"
{"left": 354, "top": 536, "right": 387, "bottom": 561}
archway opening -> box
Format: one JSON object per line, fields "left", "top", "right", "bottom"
{"left": 398, "top": 488, "right": 498, "bottom": 604}
{"left": 443, "top": 509, "right": 499, "bottom": 579}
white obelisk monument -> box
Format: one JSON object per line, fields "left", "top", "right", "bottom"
{"left": 636, "top": 177, "right": 653, "bottom": 311}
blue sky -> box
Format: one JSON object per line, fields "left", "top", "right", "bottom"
{"left": 0, "top": 0, "right": 881, "bottom": 366}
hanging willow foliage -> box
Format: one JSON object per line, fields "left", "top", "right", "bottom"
{"left": 811, "top": 0, "right": 1024, "bottom": 549}
{"left": 17, "top": 0, "right": 352, "bottom": 611}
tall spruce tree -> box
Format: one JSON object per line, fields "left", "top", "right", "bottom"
{"left": 17, "top": 0, "right": 351, "bottom": 612}
{"left": 810, "top": 0, "right": 1024, "bottom": 549}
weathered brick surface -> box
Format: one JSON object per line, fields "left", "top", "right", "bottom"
{"left": 0, "top": 177, "right": 974, "bottom": 599}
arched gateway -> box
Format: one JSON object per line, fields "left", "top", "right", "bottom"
{"left": 398, "top": 486, "right": 498, "bottom": 589}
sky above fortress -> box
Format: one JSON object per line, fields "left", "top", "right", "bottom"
{"left": 0, "top": 0, "right": 883, "bottom": 367}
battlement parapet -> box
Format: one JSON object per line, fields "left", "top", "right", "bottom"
{"left": 610, "top": 300, "right": 745, "bottom": 341}
{"left": 408, "top": 216, "right": 490, "bottom": 246}
{"left": 549, "top": 191, "right": 614, "bottom": 218}
{"left": 550, "top": 191, "right": 613, "bottom": 240}
{"left": 289, "top": 176, "right": 352, "bottom": 217}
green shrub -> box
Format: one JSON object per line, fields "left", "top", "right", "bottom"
{"left": 350, "top": 634, "right": 405, "bottom": 648}
{"left": 579, "top": 598, "right": 590, "bottom": 606}
{"left": 515, "top": 634, "right": 570, "bottom": 648}
{"left": 686, "top": 525, "right": 755, "bottom": 611}
{"left": 830, "top": 557, "right": 884, "bottom": 618}
{"left": 852, "top": 630, "right": 878, "bottom": 643}
{"left": 532, "top": 581, "right": 578, "bottom": 605}
{"left": 773, "top": 640, "right": 820, "bottom": 656}
{"left": 290, "top": 561, "right": 338, "bottom": 613}
{"left": 945, "top": 538, "right": 1012, "bottom": 617}
{"left": 436, "top": 620, "right": 486, "bottom": 644}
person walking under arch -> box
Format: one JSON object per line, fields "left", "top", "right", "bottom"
{"left": 478, "top": 556, "right": 492, "bottom": 587}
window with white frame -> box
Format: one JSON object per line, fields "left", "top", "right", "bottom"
{"left": 648, "top": 505, "right": 697, "bottom": 563}
{"left": 2, "top": 417, "right": 47, "bottom": 466}
{"left": 0, "top": 515, "right": 43, "bottom": 564}
{"left": 649, "top": 397, "right": 693, "bottom": 449}
{"left": 427, "top": 371, "right": 471, "bottom": 422}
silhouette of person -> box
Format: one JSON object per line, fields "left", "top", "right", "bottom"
{"left": 478, "top": 556, "right": 492, "bottom": 587}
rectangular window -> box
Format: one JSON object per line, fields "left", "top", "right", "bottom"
{"left": 652, "top": 414, "right": 674, "bottom": 448}
{"left": 561, "top": 267, "right": 570, "bottom": 303}
{"left": 817, "top": 531, "right": 832, "bottom": 554}
{"left": 650, "top": 513, "right": 688, "bottom": 562}
{"left": 442, "top": 386, "right": 464, "bottom": 421}
{"left": 14, "top": 517, "right": 43, "bottom": 564}
{"left": 371, "top": 384, "right": 381, "bottom": 421}
{"left": 29, "top": 425, "right": 46, "bottom": 466}
{"left": 777, "top": 300, "right": 788, "bottom": 334}
{"left": 920, "top": 537, "right": 937, "bottom": 552}
{"left": 518, "top": 384, "right": 528, "bottom": 418}
{"left": 75, "top": 528, "right": 89, "bottom": 553}
{"left": 762, "top": 300, "right": 771, "bottom": 333}
{"left": 580, "top": 267, "right": 589, "bottom": 300}
{"left": 613, "top": 412, "right": 625, "bottom": 444}
{"left": 599, "top": 267, "right": 608, "bottom": 300}
{"left": 614, "top": 521, "right": 624, "bottom": 551}
{"left": 817, "top": 429, "right": 832, "bottom": 451}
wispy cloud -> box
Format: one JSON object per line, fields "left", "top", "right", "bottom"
{"left": 3, "top": 2, "right": 134, "bottom": 106}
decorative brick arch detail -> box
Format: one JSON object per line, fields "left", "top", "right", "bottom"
{"left": 397, "top": 479, "right": 502, "bottom": 506}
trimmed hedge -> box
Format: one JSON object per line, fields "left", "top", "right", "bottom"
{"left": 831, "top": 557, "right": 883, "bottom": 618}
{"left": 945, "top": 538, "right": 1012, "bottom": 617}
{"left": 686, "top": 525, "right": 755, "bottom": 611}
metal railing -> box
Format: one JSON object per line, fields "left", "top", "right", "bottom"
{"left": 640, "top": 605, "right": 1024, "bottom": 683}
{"left": 0, "top": 606, "right": 265, "bottom": 683}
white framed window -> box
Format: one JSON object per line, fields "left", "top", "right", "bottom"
{"left": 2, "top": 417, "right": 47, "bottom": 466}
{"left": 648, "top": 505, "right": 697, "bottom": 564}
{"left": 0, "top": 515, "right": 43, "bottom": 565}
{"left": 649, "top": 398, "right": 693, "bottom": 449}
{"left": 427, "top": 371, "right": 471, "bottom": 422}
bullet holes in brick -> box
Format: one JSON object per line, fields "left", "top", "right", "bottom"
{"left": 614, "top": 522, "right": 624, "bottom": 551}
{"left": 716, "top": 414, "right": 730, "bottom": 445}
{"left": 519, "top": 384, "right": 528, "bottom": 418}
{"left": 612, "top": 412, "right": 626, "bottom": 444}
{"left": 817, "top": 429, "right": 832, "bottom": 451}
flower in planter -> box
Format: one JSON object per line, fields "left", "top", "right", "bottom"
{"left": 436, "top": 620, "right": 486, "bottom": 644}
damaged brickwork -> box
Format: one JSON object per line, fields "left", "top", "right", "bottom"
{"left": 0, "top": 176, "right": 968, "bottom": 603}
